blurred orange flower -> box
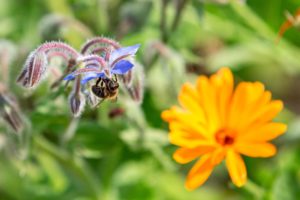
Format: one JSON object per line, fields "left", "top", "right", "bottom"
{"left": 161, "top": 67, "right": 287, "bottom": 190}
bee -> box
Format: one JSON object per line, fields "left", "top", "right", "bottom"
{"left": 91, "top": 75, "right": 119, "bottom": 101}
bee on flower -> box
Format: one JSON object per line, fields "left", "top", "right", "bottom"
{"left": 16, "top": 37, "right": 143, "bottom": 117}
{"left": 162, "top": 67, "right": 287, "bottom": 190}
{"left": 64, "top": 43, "right": 140, "bottom": 101}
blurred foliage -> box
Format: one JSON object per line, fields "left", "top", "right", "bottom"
{"left": 0, "top": 0, "right": 300, "bottom": 199}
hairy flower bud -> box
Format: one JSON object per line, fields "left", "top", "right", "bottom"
{"left": 68, "top": 77, "right": 85, "bottom": 117}
{"left": 125, "top": 63, "right": 144, "bottom": 104}
{"left": 0, "top": 84, "right": 24, "bottom": 133}
{"left": 17, "top": 42, "right": 79, "bottom": 89}
{"left": 69, "top": 92, "right": 86, "bottom": 117}
{"left": 17, "top": 51, "right": 47, "bottom": 88}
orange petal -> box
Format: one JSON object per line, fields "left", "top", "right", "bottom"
{"left": 235, "top": 142, "right": 277, "bottom": 158}
{"left": 235, "top": 83, "right": 267, "bottom": 129}
{"left": 238, "top": 123, "right": 287, "bottom": 142}
{"left": 161, "top": 109, "right": 176, "bottom": 122}
{"left": 240, "top": 99, "right": 283, "bottom": 131}
{"left": 258, "top": 100, "right": 283, "bottom": 122}
{"left": 185, "top": 154, "right": 214, "bottom": 190}
{"left": 226, "top": 150, "right": 247, "bottom": 187}
{"left": 169, "top": 117, "right": 210, "bottom": 140}
{"left": 178, "top": 84, "right": 206, "bottom": 120}
{"left": 180, "top": 82, "right": 200, "bottom": 103}
{"left": 210, "top": 148, "right": 226, "bottom": 165}
{"left": 169, "top": 121, "right": 207, "bottom": 137}
{"left": 237, "top": 90, "right": 272, "bottom": 131}
{"left": 228, "top": 82, "right": 251, "bottom": 127}
{"left": 215, "top": 68, "right": 234, "bottom": 126}
{"left": 169, "top": 131, "right": 215, "bottom": 148}
{"left": 173, "top": 146, "right": 215, "bottom": 164}
{"left": 196, "top": 75, "right": 219, "bottom": 133}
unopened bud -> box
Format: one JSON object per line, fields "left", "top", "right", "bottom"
{"left": 121, "top": 70, "right": 133, "bottom": 87}
{"left": 69, "top": 92, "right": 85, "bottom": 117}
{"left": 0, "top": 84, "right": 24, "bottom": 133}
{"left": 68, "top": 77, "right": 85, "bottom": 117}
{"left": 125, "top": 63, "right": 144, "bottom": 104}
{"left": 17, "top": 42, "right": 79, "bottom": 89}
{"left": 17, "top": 51, "right": 47, "bottom": 88}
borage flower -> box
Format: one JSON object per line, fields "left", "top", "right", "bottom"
{"left": 162, "top": 67, "right": 287, "bottom": 190}
{"left": 64, "top": 44, "right": 140, "bottom": 84}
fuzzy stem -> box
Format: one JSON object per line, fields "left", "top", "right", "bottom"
{"left": 78, "top": 55, "right": 106, "bottom": 68}
{"left": 51, "top": 59, "right": 77, "bottom": 89}
{"left": 37, "top": 42, "right": 79, "bottom": 58}
{"left": 81, "top": 37, "right": 121, "bottom": 54}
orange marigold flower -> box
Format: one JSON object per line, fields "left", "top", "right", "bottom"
{"left": 161, "top": 67, "right": 287, "bottom": 190}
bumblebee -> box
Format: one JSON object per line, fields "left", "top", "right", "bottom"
{"left": 91, "top": 75, "right": 119, "bottom": 101}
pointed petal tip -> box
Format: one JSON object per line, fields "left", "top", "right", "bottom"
{"left": 184, "top": 183, "right": 196, "bottom": 191}
{"left": 64, "top": 74, "right": 75, "bottom": 81}
{"left": 111, "top": 60, "right": 134, "bottom": 75}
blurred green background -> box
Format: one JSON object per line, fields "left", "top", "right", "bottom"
{"left": 0, "top": 0, "right": 300, "bottom": 199}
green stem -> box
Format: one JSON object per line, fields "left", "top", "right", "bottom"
{"left": 243, "top": 179, "right": 265, "bottom": 199}
{"left": 171, "top": 0, "right": 189, "bottom": 31}
{"left": 34, "top": 135, "right": 102, "bottom": 200}
{"left": 227, "top": 0, "right": 300, "bottom": 74}
{"left": 229, "top": 0, "right": 275, "bottom": 40}
{"left": 160, "top": 0, "right": 169, "bottom": 42}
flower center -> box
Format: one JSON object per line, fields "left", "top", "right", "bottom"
{"left": 215, "top": 128, "right": 236, "bottom": 146}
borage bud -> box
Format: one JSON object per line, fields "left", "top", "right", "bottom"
{"left": 0, "top": 84, "right": 24, "bottom": 133}
{"left": 17, "top": 42, "right": 79, "bottom": 89}
{"left": 68, "top": 77, "right": 85, "bottom": 117}
{"left": 124, "top": 63, "right": 145, "bottom": 104}
{"left": 17, "top": 51, "right": 47, "bottom": 88}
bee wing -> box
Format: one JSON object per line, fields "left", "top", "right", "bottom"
{"left": 87, "top": 89, "right": 105, "bottom": 108}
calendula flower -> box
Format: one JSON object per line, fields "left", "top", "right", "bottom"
{"left": 161, "top": 67, "right": 287, "bottom": 190}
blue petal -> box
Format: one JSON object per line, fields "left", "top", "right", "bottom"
{"left": 110, "top": 44, "right": 140, "bottom": 63}
{"left": 81, "top": 72, "right": 104, "bottom": 85}
{"left": 111, "top": 60, "right": 134, "bottom": 75}
{"left": 64, "top": 65, "right": 102, "bottom": 81}
{"left": 64, "top": 73, "right": 76, "bottom": 81}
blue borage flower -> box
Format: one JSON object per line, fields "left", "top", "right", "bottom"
{"left": 64, "top": 44, "right": 140, "bottom": 85}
